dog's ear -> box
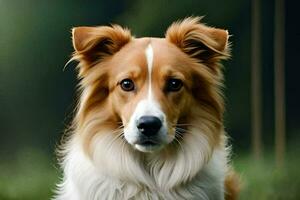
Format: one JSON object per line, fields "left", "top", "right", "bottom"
{"left": 165, "top": 17, "right": 230, "bottom": 73}
{"left": 72, "top": 25, "right": 132, "bottom": 74}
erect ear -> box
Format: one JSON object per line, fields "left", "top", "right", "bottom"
{"left": 165, "top": 17, "right": 230, "bottom": 72}
{"left": 71, "top": 25, "right": 132, "bottom": 73}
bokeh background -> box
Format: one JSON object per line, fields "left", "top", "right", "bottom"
{"left": 0, "top": 0, "right": 299, "bottom": 199}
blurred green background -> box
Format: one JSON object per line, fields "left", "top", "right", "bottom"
{"left": 0, "top": 0, "right": 299, "bottom": 199}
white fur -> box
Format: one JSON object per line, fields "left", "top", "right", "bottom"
{"left": 145, "top": 43, "right": 154, "bottom": 100}
{"left": 54, "top": 126, "right": 228, "bottom": 200}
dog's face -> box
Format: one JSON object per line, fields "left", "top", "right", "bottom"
{"left": 72, "top": 17, "right": 229, "bottom": 155}
{"left": 109, "top": 39, "right": 196, "bottom": 152}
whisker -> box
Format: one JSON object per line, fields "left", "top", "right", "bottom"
{"left": 175, "top": 127, "right": 189, "bottom": 133}
{"left": 106, "top": 129, "right": 124, "bottom": 150}
{"left": 175, "top": 132, "right": 184, "bottom": 139}
{"left": 173, "top": 133, "right": 184, "bottom": 153}
{"left": 175, "top": 127, "right": 198, "bottom": 136}
{"left": 174, "top": 123, "right": 195, "bottom": 126}
{"left": 175, "top": 127, "right": 189, "bottom": 135}
{"left": 173, "top": 123, "right": 202, "bottom": 129}
{"left": 175, "top": 127, "right": 186, "bottom": 131}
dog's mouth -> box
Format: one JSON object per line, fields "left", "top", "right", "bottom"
{"left": 134, "top": 137, "right": 160, "bottom": 146}
{"left": 133, "top": 137, "right": 163, "bottom": 152}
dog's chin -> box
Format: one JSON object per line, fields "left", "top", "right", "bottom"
{"left": 134, "top": 143, "right": 164, "bottom": 153}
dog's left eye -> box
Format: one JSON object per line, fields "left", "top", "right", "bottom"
{"left": 166, "top": 78, "right": 183, "bottom": 92}
{"left": 120, "top": 79, "right": 135, "bottom": 91}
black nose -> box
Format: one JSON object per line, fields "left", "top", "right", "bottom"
{"left": 137, "top": 116, "right": 162, "bottom": 136}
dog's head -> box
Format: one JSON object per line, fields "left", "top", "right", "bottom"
{"left": 71, "top": 17, "right": 229, "bottom": 157}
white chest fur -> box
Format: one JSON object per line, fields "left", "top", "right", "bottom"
{"left": 54, "top": 136, "right": 227, "bottom": 200}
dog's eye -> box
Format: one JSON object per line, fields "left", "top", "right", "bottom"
{"left": 166, "top": 78, "right": 183, "bottom": 92}
{"left": 120, "top": 79, "right": 135, "bottom": 91}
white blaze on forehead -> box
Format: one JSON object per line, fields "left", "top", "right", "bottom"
{"left": 145, "top": 44, "right": 154, "bottom": 99}
{"left": 123, "top": 42, "right": 171, "bottom": 150}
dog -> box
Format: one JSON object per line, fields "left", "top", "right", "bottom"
{"left": 54, "top": 17, "right": 239, "bottom": 200}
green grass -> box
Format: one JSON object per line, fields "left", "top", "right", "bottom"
{"left": 0, "top": 148, "right": 299, "bottom": 200}
{"left": 234, "top": 150, "right": 300, "bottom": 200}
{"left": 0, "top": 149, "right": 59, "bottom": 200}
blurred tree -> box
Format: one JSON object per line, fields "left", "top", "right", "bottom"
{"left": 274, "top": 0, "right": 285, "bottom": 167}
{"left": 251, "top": 0, "right": 263, "bottom": 160}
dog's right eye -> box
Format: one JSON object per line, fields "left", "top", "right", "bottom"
{"left": 120, "top": 79, "right": 135, "bottom": 91}
{"left": 166, "top": 78, "right": 183, "bottom": 92}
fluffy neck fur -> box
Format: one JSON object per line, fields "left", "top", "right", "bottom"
{"left": 54, "top": 128, "right": 228, "bottom": 200}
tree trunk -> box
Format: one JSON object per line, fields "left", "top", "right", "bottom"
{"left": 251, "top": 0, "right": 263, "bottom": 160}
{"left": 274, "top": 0, "right": 286, "bottom": 168}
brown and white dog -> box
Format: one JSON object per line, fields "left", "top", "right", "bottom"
{"left": 54, "top": 17, "right": 239, "bottom": 200}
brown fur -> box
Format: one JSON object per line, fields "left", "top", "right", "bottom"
{"left": 225, "top": 170, "right": 241, "bottom": 200}
{"left": 70, "top": 17, "right": 239, "bottom": 198}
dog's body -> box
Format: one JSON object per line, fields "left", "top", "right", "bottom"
{"left": 54, "top": 17, "right": 239, "bottom": 200}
